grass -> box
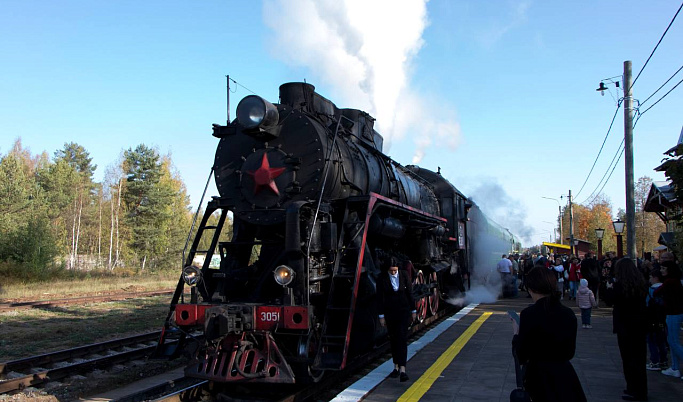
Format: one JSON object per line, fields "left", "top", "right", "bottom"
{"left": 0, "top": 271, "right": 180, "bottom": 301}
{"left": 0, "top": 295, "right": 173, "bottom": 361}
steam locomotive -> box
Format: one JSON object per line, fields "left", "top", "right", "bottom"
{"left": 155, "top": 83, "right": 516, "bottom": 384}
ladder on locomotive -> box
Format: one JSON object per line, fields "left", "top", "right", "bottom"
{"left": 155, "top": 200, "right": 229, "bottom": 357}
{"left": 185, "top": 201, "right": 229, "bottom": 272}
{"left": 168, "top": 201, "right": 229, "bottom": 308}
{"left": 314, "top": 196, "right": 371, "bottom": 370}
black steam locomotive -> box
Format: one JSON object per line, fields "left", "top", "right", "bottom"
{"left": 155, "top": 83, "right": 515, "bottom": 384}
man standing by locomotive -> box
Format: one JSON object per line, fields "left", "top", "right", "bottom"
{"left": 510, "top": 254, "right": 520, "bottom": 297}
{"left": 377, "top": 257, "right": 417, "bottom": 382}
{"left": 497, "top": 254, "right": 513, "bottom": 297}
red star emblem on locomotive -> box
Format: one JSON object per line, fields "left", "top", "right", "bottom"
{"left": 246, "top": 153, "right": 286, "bottom": 195}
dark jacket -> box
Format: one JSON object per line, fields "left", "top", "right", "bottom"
{"left": 581, "top": 258, "right": 599, "bottom": 285}
{"left": 653, "top": 277, "right": 683, "bottom": 316}
{"left": 612, "top": 281, "right": 647, "bottom": 334}
{"left": 376, "top": 270, "right": 414, "bottom": 317}
{"left": 512, "top": 297, "right": 586, "bottom": 402}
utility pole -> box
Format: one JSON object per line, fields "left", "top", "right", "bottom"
{"left": 226, "top": 75, "right": 231, "bottom": 124}
{"left": 568, "top": 190, "right": 574, "bottom": 255}
{"left": 558, "top": 205, "right": 563, "bottom": 245}
{"left": 542, "top": 197, "right": 563, "bottom": 244}
{"left": 623, "top": 61, "right": 636, "bottom": 260}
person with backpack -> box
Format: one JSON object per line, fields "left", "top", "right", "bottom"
{"left": 655, "top": 260, "right": 683, "bottom": 379}
{"left": 645, "top": 269, "right": 668, "bottom": 371}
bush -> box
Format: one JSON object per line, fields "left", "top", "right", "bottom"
{"left": 0, "top": 215, "right": 60, "bottom": 281}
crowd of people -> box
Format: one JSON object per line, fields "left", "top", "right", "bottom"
{"left": 508, "top": 250, "right": 683, "bottom": 402}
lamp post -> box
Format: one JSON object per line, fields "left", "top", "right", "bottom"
{"left": 613, "top": 219, "right": 625, "bottom": 258}
{"left": 542, "top": 197, "right": 563, "bottom": 245}
{"left": 595, "top": 228, "right": 605, "bottom": 259}
{"left": 573, "top": 239, "right": 580, "bottom": 257}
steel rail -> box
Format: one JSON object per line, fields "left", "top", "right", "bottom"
{"left": 0, "top": 331, "right": 168, "bottom": 394}
{"left": 0, "top": 290, "right": 180, "bottom": 312}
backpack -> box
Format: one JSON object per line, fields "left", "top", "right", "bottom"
{"left": 646, "top": 287, "right": 666, "bottom": 328}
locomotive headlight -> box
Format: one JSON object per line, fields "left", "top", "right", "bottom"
{"left": 236, "top": 95, "right": 279, "bottom": 130}
{"left": 273, "top": 265, "right": 296, "bottom": 287}
{"left": 182, "top": 265, "right": 202, "bottom": 287}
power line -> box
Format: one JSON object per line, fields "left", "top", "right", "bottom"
{"left": 640, "top": 64, "right": 683, "bottom": 106}
{"left": 630, "top": 2, "right": 683, "bottom": 91}
{"left": 638, "top": 76, "right": 683, "bottom": 117}
{"left": 580, "top": 3, "right": 682, "bottom": 208}
{"left": 585, "top": 144, "right": 625, "bottom": 206}
{"left": 580, "top": 138, "right": 625, "bottom": 205}
{"left": 228, "top": 77, "right": 257, "bottom": 94}
{"left": 574, "top": 101, "right": 622, "bottom": 199}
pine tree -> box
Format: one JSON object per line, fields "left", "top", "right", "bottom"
{"left": 123, "top": 145, "right": 175, "bottom": 270}
{"left": 52, "top": 143, "right": 97, "bottom": 269}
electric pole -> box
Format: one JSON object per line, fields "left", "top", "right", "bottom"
{"left": 568, "top": 190, "right": 574, "bottom": 255}
{"left": 623, "top": 61, "right": 636, "bottom": 260}
{"left": 558, "top": 205, "right": 563, "bottom": 245}
{"left": 226, "top": 75, "right": 231, "bottom": 124}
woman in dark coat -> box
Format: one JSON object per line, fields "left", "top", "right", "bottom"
{"left": 512, "top": 266, "right": 586, "bottom": 402}
{"left": 612, "top": 258, "right": 648, "bottom": 401}
{"left": 376, "top": 257, "right": 416, "bottom": 382}
{"left": 654, "top": 260, "right": 683, "bottom": 378}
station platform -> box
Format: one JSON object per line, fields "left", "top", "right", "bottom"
{"left": 333, "top": 291, "right": 683, "bottom": 402}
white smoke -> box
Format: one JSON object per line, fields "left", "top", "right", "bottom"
{"left": 468, "top": 179, "right": 534, "bottom": 243}
{"left": 446, "top": 283, "right": 500, "bottom": 307}
{"left": 263, "top": 0, "right": 461, "bottom": 159}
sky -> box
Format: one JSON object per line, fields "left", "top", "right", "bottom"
{"left": 1, "top": 0, "right": 682, "bottom": 247}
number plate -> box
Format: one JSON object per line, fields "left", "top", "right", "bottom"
{"left": 255, "top": 306, "right": 282, "bottom": 330}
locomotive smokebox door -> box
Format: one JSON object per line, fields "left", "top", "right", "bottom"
{"left": 240, "top": 149, "right": 292, "bottom": 208}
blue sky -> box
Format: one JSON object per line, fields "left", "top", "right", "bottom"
{"left": 1, "top": 0, "right": 681, "bottom": 247}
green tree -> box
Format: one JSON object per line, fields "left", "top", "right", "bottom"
{"left": 156, "top": 155, "right": 192, "bottom": 268}
{"left": 35, "top": 158, "right": 79, "bottom": 251}
{"left": 122, "top": 145, "right": 175, "bottom": 270}
{"left": 0, "top": 141, "right": 58, "bottom": 277}
{"left": 54, "top": 142, "right": 97, "bottom": 179}
{"left": 44, "top": 143, "right": 98, "bottom": 269}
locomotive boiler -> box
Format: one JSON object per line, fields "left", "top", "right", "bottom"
{"left": 155, "top": 82, "right": 514, "bottom": 384}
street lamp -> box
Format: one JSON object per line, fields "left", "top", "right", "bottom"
{"left": 573, "top": 239, "right": 580, "bottom": 256}
{"left": 595, "top": 228, "right": 605, "bottom": 259}
{"left": 613, "top": 219, "right": 625, "bottom": 258}
{"left": 542, "top": 197, "right": 563, "bottom": 245}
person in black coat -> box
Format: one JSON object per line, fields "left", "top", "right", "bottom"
{"left": 582, "top": 252, "right": 600, "bottom": 299}
{"left": 376, "top": 257, "right": 417, "bottom": 382}
{"left": 654, "top": 260, "right": 683, "bottom": 378}
{"left": 511, "top": 265, "right": 586, "bottom": 402}
{"left": 612, "top": 258, "right": 648, "bottom": 401}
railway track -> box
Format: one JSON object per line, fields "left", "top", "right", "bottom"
{"left": 0, "top": 289, "right": 180, "bottom": 312}
{"left": 0, "top": 331, "right": 168, "bottom": 394}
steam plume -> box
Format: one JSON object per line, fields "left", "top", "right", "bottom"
{"left": 263, "top": 0, "right": 461, "bottom": 160}
{"left": 468, "top": 179, "right": 533, "bottom": 243}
